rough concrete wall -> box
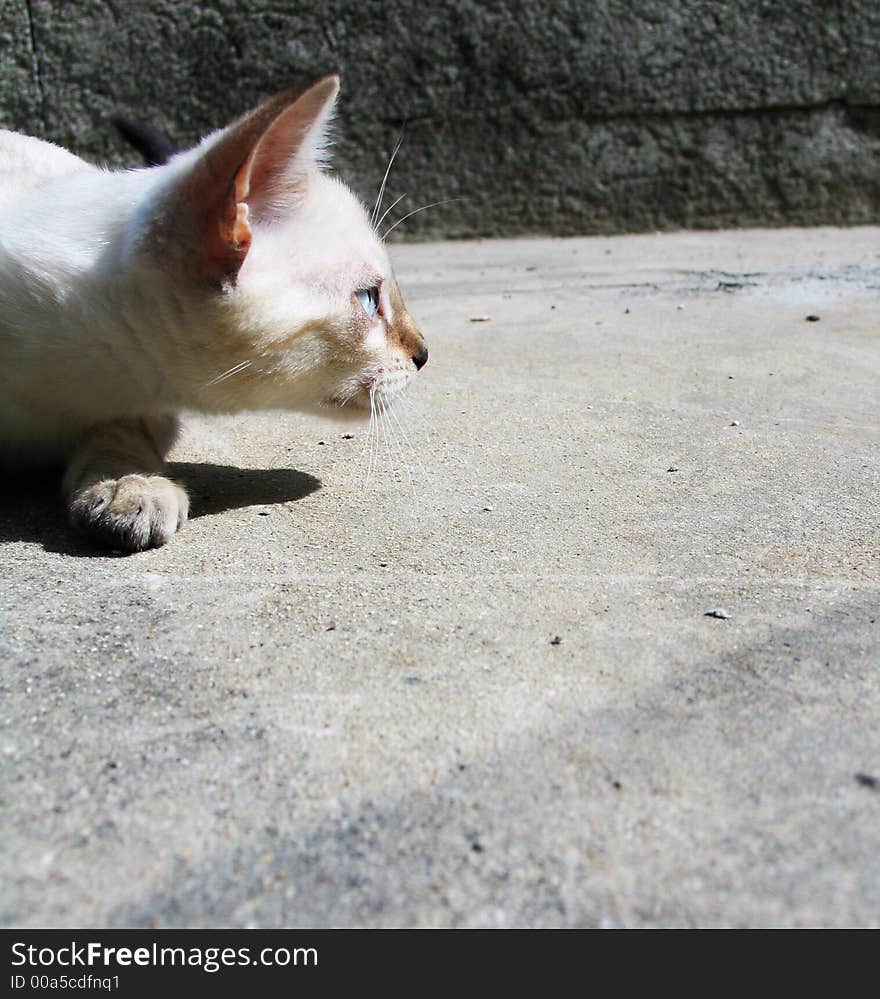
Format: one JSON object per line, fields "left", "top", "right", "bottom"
{"left": 1, "top": 0, "right": 878, "bottom": 238}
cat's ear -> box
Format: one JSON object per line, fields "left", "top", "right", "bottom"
{"left": 243, "top": 74, "right": 340, "bottom": 213}
{"left": 159, "top": 75, "right": 339, "bottom": 286}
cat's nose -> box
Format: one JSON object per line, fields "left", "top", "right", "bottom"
{"left": 412, "top": 346, "right": 429, "bottom": 370}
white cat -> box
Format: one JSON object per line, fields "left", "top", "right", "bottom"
{"left": 0, "top": 75, "right": 427, "bottom": 550}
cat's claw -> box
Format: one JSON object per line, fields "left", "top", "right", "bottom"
{"left": 68, "top": 474, "right": 189, "bottom": 551}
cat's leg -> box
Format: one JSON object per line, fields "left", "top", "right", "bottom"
{"left": 63, "top": 415, "right": 188, "bottom": 550}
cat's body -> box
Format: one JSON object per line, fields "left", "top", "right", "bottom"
{"left": 0, "top": 77, "right": 427, "bottom": 548}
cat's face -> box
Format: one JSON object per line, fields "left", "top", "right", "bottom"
{"left": 227, "top": 171, "right": 427, "bottom": 419}
{"left": 149, "top": 76, "right": 426, "bottom": 418}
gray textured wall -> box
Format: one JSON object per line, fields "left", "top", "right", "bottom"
{"left": 1, "top": 0, "right": 879, "bottom": 238}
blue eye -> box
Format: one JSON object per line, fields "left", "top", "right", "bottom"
{"left": 356, "top": 286, "right": 380, "bottom": 319}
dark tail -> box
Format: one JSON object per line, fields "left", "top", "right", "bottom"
{"left": 112, "top": 115, "right": 178, "bottom": 166}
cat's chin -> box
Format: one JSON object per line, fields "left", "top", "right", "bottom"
{"left": 322, "top": 380, "right": 410, "bottom": 419}
{"left": 318, "top": 402, "right": 372, "bottom": 424}
{"left": 301, "top": 393, "right": 373, "bottom": 423}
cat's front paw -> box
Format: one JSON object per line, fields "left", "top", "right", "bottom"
{"left": 68, "top": 474, "right": 189, "bottom": 551}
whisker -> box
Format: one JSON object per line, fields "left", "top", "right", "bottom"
{"left": 380, "top": 397, "right": 417, "bottom": 497}
{"left": 394, "top": 396, "right": 452, "bottom": 516}
{"left": 386, "top": 397, "right": 430, "bottom": 486}
{"left": 360, "top": 405, "right": 372, "bottom": 465}
{"left": 374, "top": 192, "right": 407, "bottom": 233}
{"left": 388, "top": 405, "right": 419, "bottom": 499}
{"left": 371, "top": 390, "right": 382, "bottom": 484}
{"left": 205, "top": 359, "right": 251, "bottom": 387}
{"left": 371, "top": 131, "right": 404, "bottom": 230}
{"left": 364, "top": 386, "right": 378, "bottom": 485}
{"left": 382, "top": 198, "right": 461, "bottom": 240}
{"left": 377, "top": 398, "right": 396, "bottom": 485}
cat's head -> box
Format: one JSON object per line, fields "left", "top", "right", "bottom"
{"left": 141, "top": 76, "right": 426, "bottom": 418}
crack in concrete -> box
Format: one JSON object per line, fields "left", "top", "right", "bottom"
{"left": 488, "top": 264, "right": 880, "bottom": 298}
{"left": 545, "top": 97, "right": 880, "bottom": 131}
{"left": 23, "top": 0, "right": 47, "bottom": 132}
{"left": 383, "top": 98, "right": 880, "bottom": 135}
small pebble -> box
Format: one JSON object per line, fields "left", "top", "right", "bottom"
{"left": 667, "top": 465, "right": 679, "bottom": 472}
{"left": 730, "top": 420, "right": 739, "bottom": 426}
{"left": 482, "top": 505, "right": 493, "bottom": 512}
{"left": 550, "top": 635, "right": 562, "bottom": 645}
{"left": 342, "top": 433, "right": 354, "bottom": 440}
{"left": 805, "top": 314, "right": 821, "bottom": 322}
{"left": 704, "top": 609, "right": 731, "bottom": 620}
{"left": 854, "top": 773, "right": 879, "bottom": 790}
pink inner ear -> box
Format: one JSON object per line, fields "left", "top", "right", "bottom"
{"left": 248, "top": 111, "right": 309, "bottom": 196}
{"left": 224, "top": 167, "right": 252, "bottom": 248}
{"left": 227, "top": 201, "right": 251, "bottom": 253}
{"left": 238, "top": 75, "right": 339, "bottom": 224}
{"left": 167, "top": 75, "right": 338, "bottom": 285}
{"left": 198, "top": 164, "right": 253, "bottom": 281}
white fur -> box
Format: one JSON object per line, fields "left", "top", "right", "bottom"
{"left": 0, "top": 80, "right": 427, "bottom": 548}
{"left": 0, "top": 86, "right": 424, "bottom": 466}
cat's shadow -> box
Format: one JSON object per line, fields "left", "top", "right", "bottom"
{"left": 0, "top": 462, "right": 321, "bottom": 556}
{"left": 168, "top": 461, "right": 321, "bottom": 518}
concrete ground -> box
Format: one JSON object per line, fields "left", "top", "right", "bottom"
{"left": 1, "top": 227, "right": 878, "bottom": 928}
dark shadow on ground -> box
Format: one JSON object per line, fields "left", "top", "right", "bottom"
{"left": 0, "top": 465, "right": 69, "bottom": 551}
{"left": 167, "top": 462, "right": 321, "bottom": 518}
{"left": 0, "top": 463, "right": 321, "bottom": 555}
